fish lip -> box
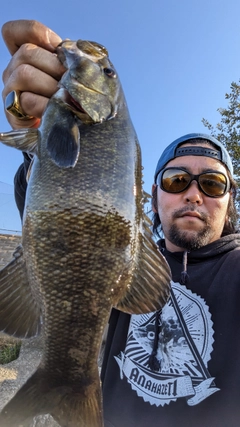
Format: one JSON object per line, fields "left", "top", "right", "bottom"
{"left": 61, "top": 87, "right": 88, "bottom": 115}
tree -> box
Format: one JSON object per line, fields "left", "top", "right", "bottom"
{"left": 202, "top": 80, "right": 240, "bottom": 207}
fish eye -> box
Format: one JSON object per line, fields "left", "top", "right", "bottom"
{"left": 104, "top": 68, "right": 116, "bottom": 78}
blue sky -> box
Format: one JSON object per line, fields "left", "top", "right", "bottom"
{"left": 0, "top": 0, "right": 240, "bottom": 231}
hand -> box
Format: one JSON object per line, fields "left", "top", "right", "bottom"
{"left": 1, "top": 20, "right": 66, "bottom": 129}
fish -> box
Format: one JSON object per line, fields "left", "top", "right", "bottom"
{"left": 0, "top": 39, "right": 171, "bottom": 427}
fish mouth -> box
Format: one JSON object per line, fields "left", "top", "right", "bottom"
{"left": 61, "top": 88, "right": 96, "bottom": 124}
{"left": 62, "top": 89, "right": 87, "bottom": 115}
{"left": 58, "top": 83, "right": 113, "bottom": 124}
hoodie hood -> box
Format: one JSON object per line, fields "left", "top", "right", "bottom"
{"left": 158, "top": 234, "right": 240, "bottom": 264}
{"left": 158, "top": 233, "right": 240, "bottom": 286}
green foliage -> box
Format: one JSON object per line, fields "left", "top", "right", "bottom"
{"left": 0, "top": 341, "right": 21, "bottom": 364}
{"left": 202, "top": 80, "right": 240, "bottom": 206}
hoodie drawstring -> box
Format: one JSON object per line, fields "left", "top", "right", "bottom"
{"left": 148, "top": 310, "right": 161, "bottom": 371}
{"left": 180, "top": 250, "right": 189, "bottom": 285}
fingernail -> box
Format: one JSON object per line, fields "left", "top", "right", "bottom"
{"left": 47, "top": 29, "right": 62, "bottom": 50}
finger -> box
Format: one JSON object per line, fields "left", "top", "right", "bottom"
{"left": 4, "top": 91, "right": 47, "bottom": 129}
{"left": 2, "top": 44, "right": 65, "bottom": 84}
{"left": 3, "top": 92, "right": 50, "bottom": 129}
{"left": 20, "top": 92, "right": 49, "bottom": 119}
{"left": 3, "top": 65, "right": 60, "bottom": 100}
{"left": 5, "top": 114, "right": 41, "bottom": 130}
{"left": 2, "top": 63, "right": 60, "bottom": 128}
{"left": 4, "top": 105, "right": 41, "bottom": 130}
{"left": 3, "top": 90, "right": 49, "bottom": 129}
{"left": 1, "top": 20, "right": 62, "bottom": 55}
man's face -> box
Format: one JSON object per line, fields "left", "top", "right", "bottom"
{"left": 152, "top": 146, "right": 231, "bottom": 252}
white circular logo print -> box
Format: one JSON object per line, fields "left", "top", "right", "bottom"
{"left": 115, "top": 281, "right": 219, "bottom": 406}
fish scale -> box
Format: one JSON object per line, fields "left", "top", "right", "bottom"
{"left": 0, "top": 39, "right": 171, "bottom": 426}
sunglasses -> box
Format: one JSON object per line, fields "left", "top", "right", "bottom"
{"left": 157, "top": 167, "right": 231, "bottom": 198}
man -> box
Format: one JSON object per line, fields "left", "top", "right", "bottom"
{"left": 2, "top": 20, "right": 240, "bottom": 427}
{"left": 101, "top": 134, "right": 240, "bottom": 427}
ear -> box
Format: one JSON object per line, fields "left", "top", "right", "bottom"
{"left": 230, "top": 188, "right": 236, "bottom": 199}
{"left": 152, "top": 184, "right": 158, "bottom": 213}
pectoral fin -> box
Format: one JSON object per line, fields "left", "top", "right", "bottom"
{"left": 47, "top": 117, "right": 80, "bottom": 168}
{"left": 0, "top": 129, "right": 39, "bottom": 155}
{"left": 116, "top": 213, "right": 171, "bottom": 314}
{"left": 0, "top": 245, "right": 41, "bottom": 338}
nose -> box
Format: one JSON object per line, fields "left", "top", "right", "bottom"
{"left": 183, "top": 181, "right": 203, "bottom": 204}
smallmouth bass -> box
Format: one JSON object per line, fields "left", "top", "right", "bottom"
{"left": 0, "top": 39, "right": 171, "bottom": 426}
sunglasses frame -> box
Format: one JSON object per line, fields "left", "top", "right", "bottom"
{"left": 157, "top": 167, "right": 231, "bottom": 198}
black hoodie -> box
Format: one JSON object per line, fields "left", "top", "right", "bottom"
{"left": 101, "top": 235, "right": 240, "bottom": 427}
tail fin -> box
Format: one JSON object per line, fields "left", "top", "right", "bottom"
{"left": 0, "top": 366, "right": 103, "bottom": 427}
{"left": 51, "top": 388, "right": 104, "bottom": 427}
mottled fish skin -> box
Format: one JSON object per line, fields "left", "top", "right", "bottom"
{"left": 0, "top": 40, "right": 171, "bottom": 426}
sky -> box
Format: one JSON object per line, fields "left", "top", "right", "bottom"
{"left": 0, "top": 0, "right": 240, "bottom": 232}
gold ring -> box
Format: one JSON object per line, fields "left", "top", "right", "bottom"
{"left": 5, "top": 90, "right": 34, "bottom": 120}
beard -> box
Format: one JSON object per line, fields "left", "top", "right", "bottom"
{"left": 165, "top": 206, "right": 214, "bottom": 251}
{"left": 168, "top": 223, "right": 213, "bottom": 251}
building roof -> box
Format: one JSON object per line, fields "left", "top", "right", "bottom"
{"left": 0, "top": 233, "right": 22, "bottom": 269}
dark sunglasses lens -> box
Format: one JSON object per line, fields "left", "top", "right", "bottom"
{"left": 199, "top": 173, "right": 227, "bottom": 196}
{"left": 161, "top": 169, "right": 191, "bottom": 193}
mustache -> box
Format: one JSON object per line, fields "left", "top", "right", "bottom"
{"left": 172, "top": 205, "right": 208, "bottom": 222}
